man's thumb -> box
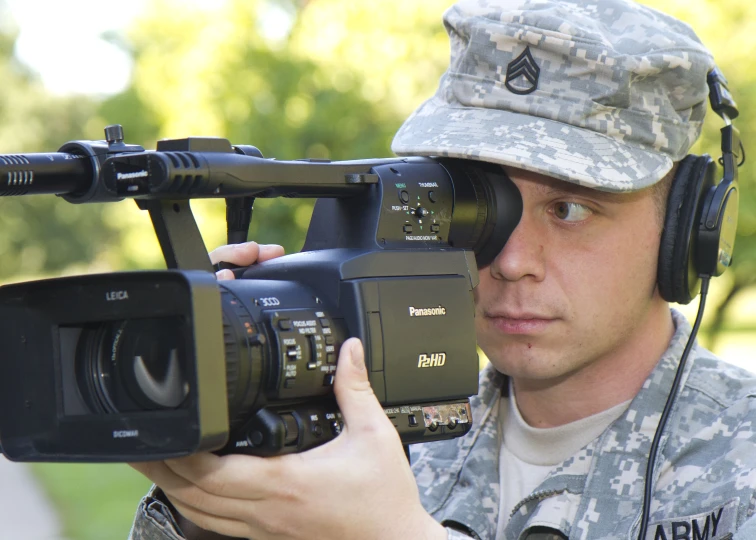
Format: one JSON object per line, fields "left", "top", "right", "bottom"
{"left": 333, "top": 338, "right": 387, "bottom": 433}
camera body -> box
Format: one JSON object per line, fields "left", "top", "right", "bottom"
{"left": 0, "top": 132, "right": 522, "bottom": 462}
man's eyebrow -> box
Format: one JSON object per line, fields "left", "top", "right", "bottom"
{"left": 539, "top": 183, "right": 633, "bottom": 202}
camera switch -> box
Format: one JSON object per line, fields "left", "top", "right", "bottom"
{"left": 330, "top": 421, "right": 343, "bottom": 436}
{"left": 286, "top": 346, "right": 298, "bottom": 361}
{"left": 281, "top": 413, "right": 299, "bottom": 446}
{"left": 408, "top": 414, "right": 418, "bottom": 427}
{"left": 323, "top": 374, "right": 335, "bottom": 386}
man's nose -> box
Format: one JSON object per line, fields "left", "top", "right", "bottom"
{"left": 487, "top": 213, "right": 546, "bottom": 282}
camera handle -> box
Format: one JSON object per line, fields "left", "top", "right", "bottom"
{"left": 135, "top": 198, "right": 215, "bottom": 273}
{"left": 213, "top": 195, "right": 256, "bottom": 272}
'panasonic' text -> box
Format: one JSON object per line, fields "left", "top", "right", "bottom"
{"left": 409, "top": 305, "right": 446, "bottom": 317}
{"left": 116, "top": 170, "right": 149, "bottom": 180}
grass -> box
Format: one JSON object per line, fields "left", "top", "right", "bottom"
{"left": 29, "top": 463, "right": 152, "bottom": 540}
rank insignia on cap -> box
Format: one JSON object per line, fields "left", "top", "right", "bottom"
{"left": 505, "top": 47, "right": 540, "bottom": 95}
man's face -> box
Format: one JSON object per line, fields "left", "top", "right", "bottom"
{"left": 474, "top": 166, "right": 668, "bottom": 384}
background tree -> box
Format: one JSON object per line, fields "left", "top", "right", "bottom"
{"left": 0, "top": 13, "right": 117, "bottom": 279}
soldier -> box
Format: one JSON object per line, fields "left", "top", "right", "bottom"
{"left": 129, "top": 0, "right": 756, "bottom": 539}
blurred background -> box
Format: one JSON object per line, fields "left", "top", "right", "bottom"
{"left": 0, "top": 0, "right": 753, "bottom": 538}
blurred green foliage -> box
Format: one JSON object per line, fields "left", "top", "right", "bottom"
{"left": 29, "top": 463, "right": 152, "bottom": 540}
{"left": 1, "top": 0, "right": 753, "bottom": 335}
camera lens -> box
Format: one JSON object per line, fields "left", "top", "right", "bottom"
{"left": 76, "top": 317, "right": 190, "bottom": 413}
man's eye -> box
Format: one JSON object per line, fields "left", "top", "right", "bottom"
{"left": 553, "top": 202, "right": 592, "bottom": 222}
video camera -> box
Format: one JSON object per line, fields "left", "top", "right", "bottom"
{"left": 0, "top": 126, "right": 521, "bottom": 462}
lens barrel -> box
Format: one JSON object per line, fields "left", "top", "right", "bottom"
{"left": 76, "top": 317, "right": 190, "bottom": 414}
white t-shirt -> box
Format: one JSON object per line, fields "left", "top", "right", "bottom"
{"left": 496, "top": 384, "right": 631, "bottom": 536}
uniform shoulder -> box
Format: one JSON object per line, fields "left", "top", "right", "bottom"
{"left": 685, "top": 344, "right": 756, "bottom": 409}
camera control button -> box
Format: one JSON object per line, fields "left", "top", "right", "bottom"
{"left": 399, "top": 190, "right": 410, "bottom": 204}
{"left": 278, "top": 319, "right": 292, "bottom": 331}
{"left": 319, "top": 318, "right": 330, "bottom": 328}
{"left": 428, "top": 190, "right": 436, "bottom": 203}
{"left": 326, "top": 352, "right": 336, "bottom": 364}
{"left": 248, "top": 430, "right": 264, "bottom": 446}
{"left": 430, "top": 223, "right": 440, "bottom": 233}
{"left": 324, "top": 335, "right": 335, "bottom": 346}
{"left": 312, "top": 422, "right": 323, "bottom": 438}
{"left": 414, "top": 207, "right": 430, "bottom": 219}
{"left": 281, "top": 413, "right": 299, "bottom": 446}
{"left": 284, "top": 377, "right": 296, "bottom": 389}
{"left": 403, "top": 224, "right": 413, "bottom": 233}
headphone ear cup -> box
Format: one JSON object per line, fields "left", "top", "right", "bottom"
{"left": 657, "top": 155, "right": 714, "bottom": 304}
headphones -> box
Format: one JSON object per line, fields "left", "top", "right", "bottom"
{"left": 657, "top": 68, "right": 743, "bottom": 305}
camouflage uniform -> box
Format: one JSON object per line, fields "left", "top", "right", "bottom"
{"left": 412, "top": 310, "right": 756, "bottom": 539}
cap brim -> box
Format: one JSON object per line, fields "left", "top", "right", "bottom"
{"left": 391, "top": 96, "right": 673, "bottom": 193}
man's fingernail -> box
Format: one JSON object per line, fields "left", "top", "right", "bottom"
{"left": 350, "top": 340, "right": 365, "bottom": 371}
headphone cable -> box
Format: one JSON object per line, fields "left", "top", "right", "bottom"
{"left": 636, "top": 277, "right": 711, "bottom": 539}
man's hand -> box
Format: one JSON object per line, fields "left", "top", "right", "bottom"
{"left": 210, "top": 241, "right": 285, "bottom": 280}
{"left": 129, "top": 241, "right": 446, "bottom": 540}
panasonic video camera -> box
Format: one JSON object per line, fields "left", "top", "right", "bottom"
{"left": 0, "top": 126, "right": 521, "bottom": 462}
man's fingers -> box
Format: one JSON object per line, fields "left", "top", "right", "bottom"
{"left": 209, "top": 242, "right": 284, "bottom": 267}
{"left": 332, "top": 338, "right": 396, "bottom": 438}
{"left": 163, "top": 453, "right": 283, "bottom": 500}
{"left": 257, "top": 243, "right": 285, "bottom": 262}
{"left": 215, "top": 268, "right": 235, "bottom": 281}
{"left": 130, "top": 460, "right": 261, "bottom": 521}
{"left": 209, "top": 241, "right": 261, "bottom": 266}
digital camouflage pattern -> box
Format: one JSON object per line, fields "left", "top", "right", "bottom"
{"left": 391, "top": 0, "right": 716, "bottom": 192}
{"left": 411, "top": 309, "right": 756, "bottom": 539}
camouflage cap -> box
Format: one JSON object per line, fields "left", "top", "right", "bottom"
{"left": 391, "top": 0, "right": 716, "bottom": 192}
